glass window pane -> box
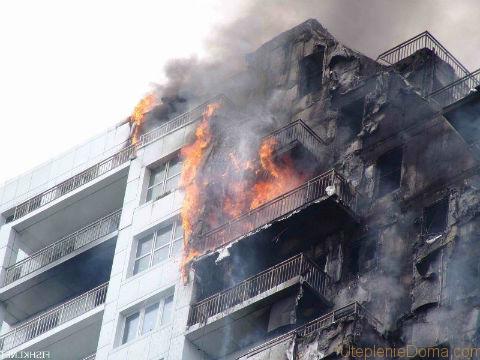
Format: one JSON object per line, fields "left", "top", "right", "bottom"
{"left": 171, "top": 239, "right": 182, "bottom": 257}
{"left": 136, "top": 235, "right": 154, "bottom": 258}
{"left": 173, "top": 221, "right": 183, "bottom": 241}
{"left": 152, "top": 247, "right": 169, "bottom": 265}
{"left": 141, "top": 303, "right": 159, "bottom": 335}
{"left": 133, "top": 256, "right": 150, "bottom": 275}
{"left": 167, "top": 158, "right": 182, "bottom": 177}
{"left": 165, "top": 175, "right": 180, "bottom": 193}
{"left": 149, "top": 166, "right": 166, "bottom": 187}
{"left": 161, "top": 296, "right": 173, "bottom": 325}
{"left": 155, "top": 225, "right": 173, "bottom": 248}
{"left": 122, "top": 312, "right": 139, "bottom": 344}
{"left": 146, "top": 183, "right": 163, "bottom": 202}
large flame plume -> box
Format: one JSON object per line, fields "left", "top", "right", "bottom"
{"left": 180, "top": 103, "right": 220, "bottom": 277}
{"left": 179, "top": 104, "right": 311, "bottom": 278}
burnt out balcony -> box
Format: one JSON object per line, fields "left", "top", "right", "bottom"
{"left": 429, "top": 68, "right": 480, "bottom": 108}
{"left": 195, "top": 169, "right": 358, "bottom": 255}
{"left": 186, "top": 254, "right": 331, "bottom": 358}
{"left": 377, "top": 31, "right": 470, "bottom": 96}
{"left": 430, "top": 69, "right": 480, "bottom": 157}
{"left": 262, "top": 119, "right": 326, "bottom": 163}
{"left": 237, "top": 302, "right": 382, "bottom": 359}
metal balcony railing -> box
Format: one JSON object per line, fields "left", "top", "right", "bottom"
{"left": 10, "top": 146, "right": 135, "bottom": 222}
{"left": 264, "top": 119, "right": 326, "bottom": 159}
{"left": 240, "top": 302, "right": 382, "bottom": 358}
{"left": 81, "top": 354, "right": 96, "bottom": 360}
{"left": 6, "top": 95, "right": 233, "bottom": 223}
{"left": 377, "top": 31, "right": 470, "bottom": 80}
{"left": 0, "top": 283, "right": 108, "bottom": 352}
{"left": 429, "top": 68, "right": 480, "bottom": 108}
{"left": 3, "top": 210, "right": 121, "bottom": 286}
{"left": 138, "top": 94, "right": 234, "bottom": 148}
{"left": 196, "top": 169, "right": 356, "bottom": 254}
{"left": 188, "top": 253, "right": 330, "bottom": 326}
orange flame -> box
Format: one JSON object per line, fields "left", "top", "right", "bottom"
{"left": 249, "top": 137, "right": 305, "bottom": 209}
{"left": 130, "top": 93, "right": 156, "bottom": 145}
{"left": 179, "top": 112, "right": 312, "bottom": 280}
{"left": 180, "top": 103, "right": 221, "bottom": 279}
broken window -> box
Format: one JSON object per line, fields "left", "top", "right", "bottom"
{"left": 299, "top": 46, "right": 325, "bottom": 96}
{"left": 376, "top": 147, "right": 403, "bottom": 198}
{"left": 339, "top": 96, "right": 365, "bottom": 142}
{"left": 423, "top": 198, "right": 448, "bottom": 238}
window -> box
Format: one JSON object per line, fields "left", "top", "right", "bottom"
{"left": 133, "top": 219, "right": 183, "bottom": 275}
{"left": 376, "top": 147, "right": 403, "bottom": 198}
{"left": 423, "top": 198, "right": 448, "bottom": 237}
{"left": 146, "top": 155, "right": 182, "bottom": 202}
{"left": 299, "top": 46, "right": 325, "bottom": 96}
{"left": 121, "top": 295, "right": 174, "bottom": 345}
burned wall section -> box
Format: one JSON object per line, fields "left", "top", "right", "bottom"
{"left": 183, "top": 19, "right": 480, "bottom": 359}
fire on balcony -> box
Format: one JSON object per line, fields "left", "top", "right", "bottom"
{"left": 177, "top": 100, "right": 330, "bottom": 276}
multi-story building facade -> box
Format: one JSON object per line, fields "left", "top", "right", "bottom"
{"left": 0, "top": 19, "right": 479, "bottom": 359}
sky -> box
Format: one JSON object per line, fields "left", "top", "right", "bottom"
{"left": 1, "top": 0, "right": 479, "bottom": 186}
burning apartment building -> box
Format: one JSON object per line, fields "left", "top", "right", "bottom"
{"left": 0, "top": 18, "right": 479, "bottom": 360}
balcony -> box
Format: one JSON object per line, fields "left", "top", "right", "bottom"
{"left": 262, "top": 119, "right": 326, "bottom": 162}
{"left": 186, "top": 254, "right": 330, "bottom": 358}
{"left": 429, "top": 68, "right": 480, "bottom": 108}
{"left": 195, "top": 169, "right": 358, "bottom": 255}
{"left": 377, "top": 31, "right": 469, "bottom": 80}
{"left": 7, "top": 145, "right": 134, "bottom": 223}
{"left": 3, "top": 209, "right": 121, "bottom": 287}
{"left": 82, "top": 354, "right": 96, "bottom": 360}
{"left": 188, "top": 253, "right": 330, "bottom": 326}
{"left": 138, "top": 94, "right": 234, "bottom": 148}
{"left": 0, "top": 282, "right": 108, "bottom": 353}
{"left": 238, "top": 302, "right": 382, "bottom": 359}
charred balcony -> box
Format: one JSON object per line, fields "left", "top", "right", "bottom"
{"left": 377, "top": 31, "right": 469, "bottom": 96}
{"left": 186, "top": 253, "right": 331, "bottom": 358}
{"left": 236, "top": 302, "right": 382, "bottom": 359}
{"left": 431, "top": 69, "right": 480, "bottom": 157}
{"left": 194, "top": 169, "right": 359, "bottom": 256}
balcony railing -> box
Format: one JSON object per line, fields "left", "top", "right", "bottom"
{"left": 0, "top": 283, "right": 108, "bottom": 352}
{"left": 3, "top": 210, "right": 121, "bottom": 286}
{"left": 6, "top": 95, "right": 234, "bottom": 223}
{"left": 188, "top": 253, "right": 330, "bottom": 326}
{"left": 264, "top": 119, "right": 326, "bottom": 159}
{"left": 377, "top": 31, "right": 470, "bottom": 81}
{"left": 138, "top": 94, "right": 234, "bottom": 148}
{"left": 81, "top": 354, "right": 96, "bottom": 360}
{"left": 240, "top": 302, "right": 382, "bottom": 358}
{"left": 196, "top": 169, "right": 356, "bottom": 254}
{"left": 429, "top": 68, "right": 480, "bottom": 108}
{"left": 10, "top": 146, "right": 135, "bottom": 222}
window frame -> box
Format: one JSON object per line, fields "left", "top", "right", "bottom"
{"left": 120, "top": 294, "right": 174, "bottom": 346}
{"left": 145, "top": 154, "right": 182, "bottom": 203}
{"left": 132, "top": 219, "right": 183, "bottom": 276}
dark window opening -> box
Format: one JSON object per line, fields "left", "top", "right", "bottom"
{"left": 339, "top": 96, "right": 366, "bottom": 142}
{"left": 423, "top": 198, "right": 448, "bottom": 237}
{"left": 299, "top": 47, "right": 325, "bottom": 96}
{"left": 376, "top": 147, "right": 403, "bottom": 198}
